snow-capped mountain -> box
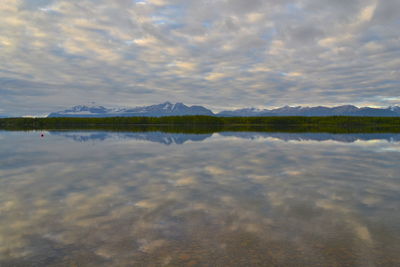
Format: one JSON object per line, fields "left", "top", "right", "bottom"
{"left": 51, "top": 105, "right": 110, "bottom": 115}
{"left": 48, "top": 102, "right": 214, "bottom": 117}
{"left": 217, "top": 108, "right": 264, "bottom": 117}
{"left": 390, "top": 106, "right": 400, "bottom": 112}
{"left": 217, "top": 105, "right": 400, "bottom": 117}
{"left": 121, "top": 102, "right": 213, "bottom": 116}
{"left": 47, "top": 103, "right": 400, "bottom": 117}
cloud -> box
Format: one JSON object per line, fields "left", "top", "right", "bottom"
{"left": 0, "top": 0, "right": 399, "bottom": 115}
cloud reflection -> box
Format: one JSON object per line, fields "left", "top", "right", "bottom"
{"left": 50, "top": 131, "right": 400, "bottom": 145}
{"left": 0, "top": 131, "right": 399, "bottom": 266}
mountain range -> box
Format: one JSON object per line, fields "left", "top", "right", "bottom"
{"left": 218, "top": 105, "right": 400, "bottom": 117}
{"left": 48, "top": 102, "right": 213, "bottom": 117}
{"left": 47, "top": 102, "right": 400, "bottom": 117}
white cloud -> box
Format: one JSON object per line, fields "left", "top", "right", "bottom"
{"left": 0, "top": 0, "right": 399, "bottom": 115}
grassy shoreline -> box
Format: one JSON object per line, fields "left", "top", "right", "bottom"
{"left": 1, "top": 116, "right": 400, "bottom": 133}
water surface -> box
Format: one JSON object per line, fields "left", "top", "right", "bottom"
{"left": 0, "top": 131, "right": 399, "bottom": 266}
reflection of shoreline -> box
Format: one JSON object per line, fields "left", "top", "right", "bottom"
{"left": 220, "top": 132, "right": 400, "bottom": 143}
{"left": 50, "top": 131, "right": 400, "bottom": 144}
{"left": 50, "top": 131, "right": 212, "bottom": 145}
{"left": 2, "top": 131, "right": 400, "bottom": 265}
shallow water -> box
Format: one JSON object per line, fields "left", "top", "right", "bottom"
{"left": 0, "top": 131, "right": 399, "bottom": 266}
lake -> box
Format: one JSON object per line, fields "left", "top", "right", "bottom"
{"left": 0, "top": 130, "right": 399, "bottom": 266}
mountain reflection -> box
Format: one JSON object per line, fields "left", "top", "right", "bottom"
{"left": 1, "top": 131, "right": 399, "bottom": 266}
{"left": 50, "top": 131, "right": 400, "bottom": 144}
{"left": 50, "top": 131, "right": 212, "bottom": 145}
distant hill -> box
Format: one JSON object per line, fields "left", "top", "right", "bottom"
{"left": 47, "top": 103, "right": 400, "bottom": 117}
{"left": 218, "top": 105, "right": 400, "bottom": 117}
{"left": 48, "top": 102, "right": 214, "bottom": 117}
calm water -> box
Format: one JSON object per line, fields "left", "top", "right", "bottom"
{"left": 0, "top": 131, "right": 399, "bottom": 266}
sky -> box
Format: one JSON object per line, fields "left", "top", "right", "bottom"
{"left": 0, "top": 0, "right": 400, "bottom": 116}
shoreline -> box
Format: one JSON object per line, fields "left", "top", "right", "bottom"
{"left": 1, "top": 116, "right": 400, "bottom": 133}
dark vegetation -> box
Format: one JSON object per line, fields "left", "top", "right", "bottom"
{"left": 1, "top": 116, "right": 400, "bottom": 133}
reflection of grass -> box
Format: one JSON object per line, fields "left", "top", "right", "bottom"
{"left": 1, "top": 116, "right": 400, "bottom": 133}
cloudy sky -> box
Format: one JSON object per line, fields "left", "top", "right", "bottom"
{"left": 1, "top": 0, "right": 399, "bottom": 116}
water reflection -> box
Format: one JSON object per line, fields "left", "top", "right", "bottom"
{"left": 0, "top": 131, "right": 399, "bottom": 266}
{"left": 50, "top": 131, "right": 212, "bottom": 145}
{"left": 50, "top": 131, "right": 400, "bottom": 144}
